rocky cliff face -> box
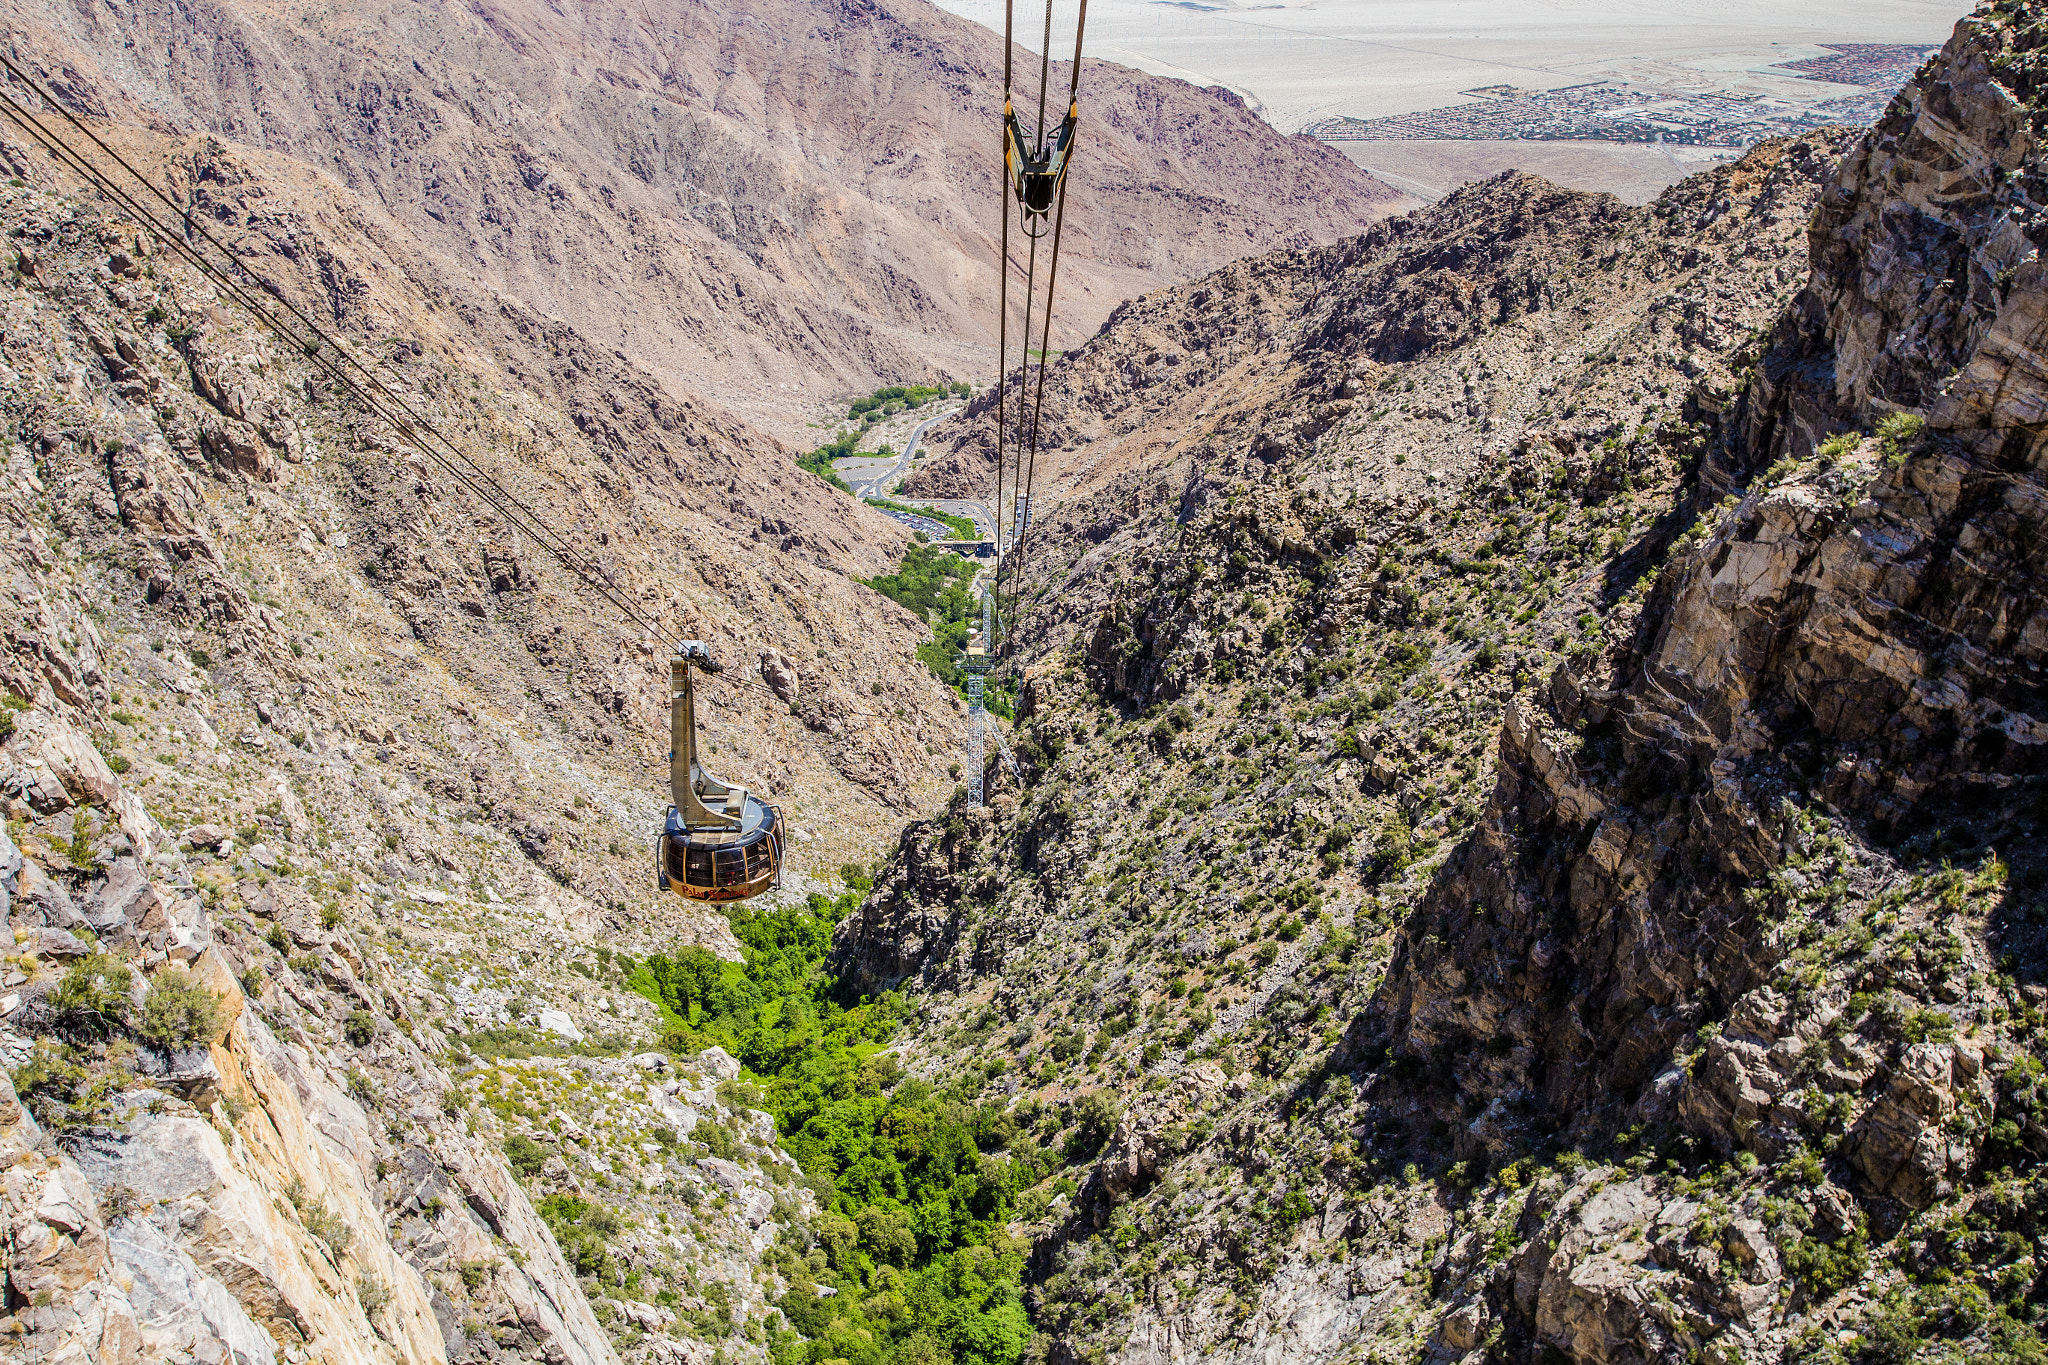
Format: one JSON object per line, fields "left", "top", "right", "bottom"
{"left": 834, "top": 9, "right": 2048, "bottom": 1365}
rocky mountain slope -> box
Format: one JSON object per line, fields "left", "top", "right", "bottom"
{"left": 11, "top": 6, "right": 2048, "bottom": 1365}
{"left": 0, "top": 0, "right": 1406, "bottom": 444}
{"left": 0, "top": 71, "right": 961, "bottom": 1364}
{"left": 835, "top": 7, "right": 2048, "bottom": 1365}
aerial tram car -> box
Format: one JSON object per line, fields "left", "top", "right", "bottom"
{"left": 656, "top": 643, "right": 784, "bottom": 903}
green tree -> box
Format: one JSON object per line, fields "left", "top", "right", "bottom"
{"left": 136, "top": 968, "right": 225, "bottom": 1049}
{"left": 634, "top": 889, "right": 1039, "bottom": 1365}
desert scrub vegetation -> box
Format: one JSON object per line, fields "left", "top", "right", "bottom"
{"left": 136, "top": 966, "right": 225, "bottom": 1049}
{"left": 632, "top": 888, "right": 1045, "bottom": 1365}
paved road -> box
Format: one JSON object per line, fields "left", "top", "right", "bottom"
{"left": 854, "top": 407, "right": 953, "bottom": 499}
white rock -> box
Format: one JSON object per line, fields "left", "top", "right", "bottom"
{"left": 650, "top": 1091, "right": 700, "bottom": 1135}
{"left": 1578, "top": 1178, "right": 1656, "bottom": 1236}
{"left": 740, "top": 1187, "right": 775, "bottom": 1227}
{"left": 697, "top": 1046, "right": 741, "bottom": 1081}
{"left": 111, "top": 1215, "right": 279, "bottom": 1365}
{"left": 536, "top": 1010, "right": 584, "bottom": 1042}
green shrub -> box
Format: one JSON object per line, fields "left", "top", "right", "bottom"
{"left": 136, "top": 968, "right": 225, "bottom": 1049}
{"left": 1064, "top": 1090, "right": 1120, "bottom": 1163}
{"left": 1783, "top": 1221, "right": 1868, "bottom": 1297}
{"left": 52, "top": 957, "right": 133, "bottom": 1035}
{"left": 285, "top": 1179, "right": 354, "bottom": 1259}
{"left": 343, "top": 1010, "right": 375, "bottom": 1046}
{"left": 1278, "top": 1188, "right": 1314, "bottom": 1228}
{"left": 1902, "top": 1008, "right": 1957, "bottom": 1045}
{"left": 1876, "top": 411, "right": 1925, "bottom": 462}
{"left": 1816, "top": 431, "right": 1859, "bottom": 463}
{"left": 355, "top": 1271, "right": 393, "bottom": 1317}
{"left": 537, "top": 1194, "right": 618, "bottom": 1278}
{"left": 12, "top": 1041, "right": 118, "bottom": 1133}
{"left": 503, "top": 1134, "right": 549, "bottom": 1177}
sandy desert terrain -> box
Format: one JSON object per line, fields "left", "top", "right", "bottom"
{"left": 1335, "top": 137, "right": 1736, "bottom": 203}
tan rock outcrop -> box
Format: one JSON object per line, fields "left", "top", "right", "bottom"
{"left": 1845, "top": 1040, "right": 1996, "bottom": 1208}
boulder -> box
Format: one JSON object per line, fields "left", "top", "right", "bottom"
{"left": 697, "top": 1045, "right": 741, "bottom": 1080}
{"left": 38, "top": 723, "right": 124, "bottom": 811}
{"left": 1846, "top": 1041, "right": 1995, "bottom": 1208}
{"left": 649, "top": 1088, "right": 700, "bottom": 1135}
{"left": 23, "top": 927, "right": 89, "bottom": 959}
{"left": 535, "top": 1009, "right": 583, "bottom": 1042}
{"left": 1095, "top": 1111, "right": 1170, "bottom": 1200}
{"left": 183, "top": 823, "right": 232, "bottom": 851}
{"left": 1576, "top": 1179, "right": 1656, "bottom": 1236}
{"left": 759, "top": 650, "right": 801, "bottom": 703}
{"left": 0, "top": 824, "right": 18, "bottom": 912}
{"left": 133, "top": 1046, "right": 223, "bottom": 1107}
{"left": 247, "top": 881, "right": 322, "bottom": 947}
{"left": 88, "top": 860, "right": 167, "bottom": 938}
{"left": 1, "top": 1088, "right": 110, "bottom": 1305}
{"left": 1439, "top": 1301, "right": 1487, "bottom": 1352}
{"left": 1722, "top": 1218, "right": 1781, "bottom": 1285}
{"left": 108, "top": 1214, "right": 278, "bottom": 1365}
{"left": 14, "top": 862, "right": 84, "bottom": 929}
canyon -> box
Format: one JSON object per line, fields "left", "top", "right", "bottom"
{"left": 2, "top": 3, "right": 2045, "bottom": 1365}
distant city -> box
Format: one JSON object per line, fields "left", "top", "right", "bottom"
{"left": 1305, "top": 42, "right": 1936, "bottom": 148}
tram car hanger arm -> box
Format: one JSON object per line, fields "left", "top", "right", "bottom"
{"left": 1004, "top": 97, "right": 1079, "bottom": 218}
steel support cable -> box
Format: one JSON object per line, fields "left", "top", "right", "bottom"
{"left": 992, "top": 93, "right": 1012, "bottom": 654}
{"left": 1011, "top": 163, "right": 1072, "bottom": 641}
{"left": 0, "top": 57, "right": 675, "bottom": 647}
{"left": 992, "top": 0, "right": 1022, "bottom": 655}
{"left": 0, "top": 64, "right": 925, "bottom": 763}
{"left": 1034, "top": 0, "right": 1055, "bottom": 143}
{"left": 0, "top": 82, "right": 649, "bottom": 640}
{"left": 0, "top": 86, "right": 853, "bottom": 728}
{"left": 1002, "top": 0, "right": 1015, "bottom": 102}
{"left": 1001, "top": 223, "right": 1042, "bottom": 649}
{"left": 1002, "top": 0, "right": 1086, "bottom": 660}
{"left": 992, "top": 0, "right": 1064, "bottom": 653}
{"left": 999, "top": 0, "right": 1057, "bottom": 648}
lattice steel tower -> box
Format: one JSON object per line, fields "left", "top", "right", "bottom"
{"left": 963, "top": 589, "right": 991, "bottom": 806}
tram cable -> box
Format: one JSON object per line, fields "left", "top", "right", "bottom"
{"left": 989, "top": 0, "right": 1086, "bottom": 661}
{"left": 0, "top": 55, "right": 675, "bottom": 651}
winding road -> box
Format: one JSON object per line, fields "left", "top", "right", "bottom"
{"left": 853, "top": 408, "right": 952, "bottom": 499}
{"left": 847, "top": 406, "right": 1000, "bottom": 543}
